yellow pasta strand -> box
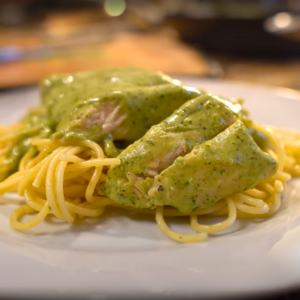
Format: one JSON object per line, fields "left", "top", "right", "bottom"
{"left": 155, "top": 206, "right": 208, "bottom": 243}
{"left": 10, "top": 204, "right": 50, "bottom": 231}
{"left": 0, "top": 118, "right": 298, "bottom": 243}
{"left": 190, "top": 197, "right": 236, "bottom": 234}
{"left": 244, "top": 188, "right": 267, "bottom": 199}
{"left": 18, "top": 148, "right": 36, "bottom": 171}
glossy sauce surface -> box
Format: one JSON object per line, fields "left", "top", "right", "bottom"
{"left": 40, "top": 67, "right": 200, "bottom": 142}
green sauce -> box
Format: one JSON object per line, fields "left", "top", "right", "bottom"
{"left": 40, "top": 67, "right": 200, "bottom": 143}
{"left": 3, "top": 67, "right": 276, "bottom": 212}
{"left": 3, "top": 108, "right": 54, "bottom": 178}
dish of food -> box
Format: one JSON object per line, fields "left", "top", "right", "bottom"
{"left": 0, "top": 71, "right": 299, "bottom": 298}
{"left": 0, "top": 68, "right": 297, "bottom": 241}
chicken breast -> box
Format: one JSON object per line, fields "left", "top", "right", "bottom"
{"left": 101, "top": 94, "right": 237, "bottom": 209}
{"left": 149, "top": 120, "right": 278, "bottom": 212}
{"left": 40, "top": 67, "right": 200, "bottom": 143}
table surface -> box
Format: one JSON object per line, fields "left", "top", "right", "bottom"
{"left": 215, "top": 55, "right": 300, "bottom": 91}
{"left": 0, "top": 28, "right": 300, "bottom": 300}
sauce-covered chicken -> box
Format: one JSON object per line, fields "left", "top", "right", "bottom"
{"left": 40, "top": 67, "right": 199, "bottom": 144}
{"left": 149, "top": 120, "right": 278, "bottom": 212}
{"left": 101, "top": 95, "right": 278, "bottom": 212}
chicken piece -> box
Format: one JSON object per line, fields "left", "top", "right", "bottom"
{"left": 40, "top": 67, "right": 199, "bottom": 143}
{"left": 149, "top": 120, "right": 278, "bottom": 213}
{"left": 101, "top": 94, "right": 237, "bottom": 209}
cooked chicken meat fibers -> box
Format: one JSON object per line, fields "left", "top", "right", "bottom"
{"left": 101, "top": 94, "right": 242, "bottom": 210}
{"left": 149, "top": 120, "right": 278, "bottom": 212}
{"left": 40, "top": 67, "right": 199, "bottom": 143}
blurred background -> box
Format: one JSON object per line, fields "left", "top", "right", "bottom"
{"left": 0, "top": 1, "right": 300, "bottom": 300}
{"left": 1, "top": 0, "right": 300, "bottom": 90}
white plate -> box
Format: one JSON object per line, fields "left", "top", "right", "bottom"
{"left": 0, "top": 79, "right": 300, "bottom": 299}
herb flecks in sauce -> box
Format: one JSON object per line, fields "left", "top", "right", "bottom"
{"left": 149, "top": 120, "right": 277, "bottom": 212}
{"left": 40, "top": 67, "right": 200, "bottom": 144}
{"left": 102, "top": 94, "right": 242, "bottom": 211}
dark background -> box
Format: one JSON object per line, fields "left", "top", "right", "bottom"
{"left": 0, "top": 1, "right": 300, "bottom": 299}
{"left": 1, "top": 0, "right": 300, "bottom": 90}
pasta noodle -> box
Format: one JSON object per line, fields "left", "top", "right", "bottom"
{"left": 0, "top": 137, "right": 119, "bottom": 231}
{"left": 0, "top": 120, "right": 298, "bottom": 243}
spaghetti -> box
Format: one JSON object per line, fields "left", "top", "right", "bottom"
{"left": 155, "top": 124, "right": 293, "bottom": 242}
{"left": 0, "top": 66, "right": 299, "bottom": 243}
{"left": 0, "top": 121, "right": 297, "bottom": 243}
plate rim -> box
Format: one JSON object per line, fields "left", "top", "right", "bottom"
{"left": 0, "top": 78, "right": 300, "bottom": 299}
